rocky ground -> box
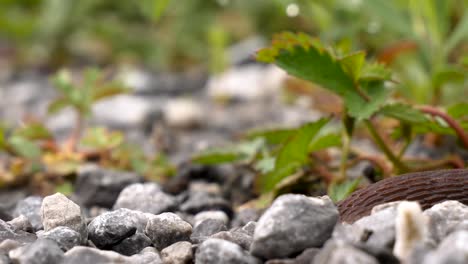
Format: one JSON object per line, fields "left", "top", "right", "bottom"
{"left": 1, "top": 163, "right": 468, "bottom": 263}
{"left": 1, "top": 41, "right": 467, "bottom": 263}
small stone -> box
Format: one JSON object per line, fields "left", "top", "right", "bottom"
{"left": 7, "top": 215, "right": 33, "bottom": 233}
{"left": 63, "top": 246, "right": 162, "bottom": 264}
{"left": 191, "top": 219, "right": 227, "bottom": 244}
{"left": 295, "top": 248, "right": 320, "bottom": 264}
{"left": 393, "top": 202, "right": 428, "bottom": 261}
{"left": 231, "top": 208, "right": 261, "bottom": 229}
{"left": 113, "top": 183, "right": 178, "bottom": 214}
{"left": 0, "top": 254, "right": 9, "bottom": 264}
{"left": 196, "top": 238, "right": 260, "bottom": 264}
{"left": 180, "top": 191, "right": 232, "bottom": 217}
{"left": 211, "top": 230, "right": 253, "bottom": 250}
{"left": 111, "top": 232, "right": 152, "bottom": 256}
{"left": 424, "top": 201, "right": 468, "bottom": 242}
{"left": 39, "top": 226, "right": 81, "bottom": 252}
{"left": 0, "top": 239, "right": 22, "bottom": 254}
{"left": 250, "top": 194, "right": 338, "bottom": 259}
{"left": 74, "top": 165, "right": 142, "bottom": 208}
{"left": 88, "top": 208, "right": 140, "bottom": 248}
{"left": 240, "top": 221, "right": 257, "bottom": 236}
{"left": 193, "top": 210, "right": 229, "bottom": 227}
{"left": 145, "top": 212, "right": 192, "bottom": 250}
{"left": 161, "top": 241, "right": 193, "bottom": 264}
{"left": 424, "top": 230, "right": 468, "bottom": 264}
{"left": 0, "top": 219, "right": 36, "bottom": 244}
{"left": 336, "top": 202, "right": 401, "bottom": 250}
{"left": 314, "top": 240, "right": 379, "bottom": 264}
{"left": 13, "top": 196, "right": 43, "bottom": 230}
{"left": 9, "top": 238, "right": 64, "bottom": 264}
{"left": 164, "top": 98, "right": 204, "bottom": 128}
{"left": 41, "top": 193, "right": 87, "bottom": 242}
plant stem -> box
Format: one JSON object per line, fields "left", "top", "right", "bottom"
{"left": 419, "top": 105, "right": 468, "bottom": 149}
{"left": 365, "top": 119, "right": 409, "bottom": 173}
{"left": 337, "top": 129, "right": 350, "bottom": 183}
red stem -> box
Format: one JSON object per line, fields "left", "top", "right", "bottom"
{"left": 419, "top": 105, "right": 468, "bottom": 149}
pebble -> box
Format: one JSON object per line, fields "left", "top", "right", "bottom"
{"left": 63, "top": 246, "right": 162, "bottom": 264}
{"left": 424, "top": 200, "right": 468, "bottom": 242}
{"left": 193, "top": 210, "right": 229, "bottom": 227}
{"left": 111, "top": 232, "right": 152, "bottom": 256}
{"left": 9, "top": 238, "right": 64, "bottom": 264}
{"left": 13, "top": 196, "right": 43, "bottom": 230}
{"left": 161, "top": 241, "right": 194, "bottom": 264}
{"left": 145, "top": 212, "right": 192, "bottom": 250}
{"left": 250, "top": 194, "right": 338, "bottom": 259}
{"left": 196, "top": 238, "right": 260, "bottom": 264}
{"left": 190, "top": 218, "right": 227, "bottom": 244}
{"left": 74, "top": 165, "right": 142, "bottom": 208}
{"left": 7, "top": 215, "right": 33, "bottom": 233}
{"left": 113, "top": 183, "right": 178, "bottom": 214}
{"left": 40, "top": 193, "right": 87, "bottom": 242}
{"left": 87, "top": 208, "right": 140, "bottom": 248}
{"left": 39, "top": 226, "right": 81, "bottom": 252}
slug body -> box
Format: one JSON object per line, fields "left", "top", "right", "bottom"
{"left": 337, "top": 169, "right": 468, "bottom": 223}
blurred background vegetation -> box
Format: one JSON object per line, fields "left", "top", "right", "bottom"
{"left": 1, "top": 0, "right": 467, "bottom": 104}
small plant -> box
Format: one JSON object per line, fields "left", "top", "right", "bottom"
{"left": 193, "top": 32, "right": 467, "bottom": 203}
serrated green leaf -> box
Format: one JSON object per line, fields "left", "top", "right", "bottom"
{"left": 346, "top": 81, "right": 390, "bottom": 119}
{"left": 447, "top": 102, "right": 468, "bottom": 119}
{"left": 380, "top": 103, "right": 429, "bottom": 124}
{"left": 340, "top": 51, "right": 365, "bottom": 82}
{"left": 328, "top": 177, "right": 361, "bottom": 203}
{"left": 309, "top": 133, "right": 341, "bottom": 152}
{"left": 257, "top": 118, "right": 329, "bottom": 192}
{"left": 258, "top": 32, "right": 389, "bottom": 119}
{"left": 9, "top": 136, "right": 42, "bottom": 159}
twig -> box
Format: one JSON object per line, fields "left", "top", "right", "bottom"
{"left": 418, "top": 105, "right": 468, "bottom": 149}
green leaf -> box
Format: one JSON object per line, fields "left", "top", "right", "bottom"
{"left": 92, "top": 84, "right": 129, "bottom": 102}
{"left": 360, "top": 62, "right": 392, "bottom": 81}
{"left": 80, "top": 127, "right": 124, "bottom": 150}
{"left": 9, "top": 136, "right": 42, "bottom": 159}
{"left": 346, "top": 81, "right": 390, "bottom": 119}
{"left": 258, "top": 32, "right": 389, "bottom": 119}
{"left": 447, "top": 102, "right": 468, "bottom": 119}
{"left": 257, "top": 32, "right": 355, "bottom": 98}
{"left": 339, "top": 51, "right": 365, "bottom": 82}
{"left": 328, "top": 178, "right": 361, "bottom": 203}
{"left": 254, "top": 157, "right": 275, "bottom": 174}
{"left": 309, "top": 133, "right": 341, "bottom": 152}
{"left": 15, "top": 123, "right": 52, "bottom": 140}
{"left": 246, "top": 128, "right": 296, "bottom": 145}
{"left": 192, "top": 150, "right": 242, "bottom": 165}
{"left": 257, "top": 118, "right": 329, "bottom": 192}
{"left": 55, "top": 182, "right": 73, "bottom": 195}
{"left": 444, "top": 11, "right": 468, "bottom": 56}
{"left": 433, "top": 67, "right": 466, "bottom": 88}
{"left": 48, "top": 97, "right": 70, "bottom": 114}
{"left": 380, "top": 103, "right": 429, "bottom": 124}
{"left": 52, "top": 69, "right": 73, "bottom": 94}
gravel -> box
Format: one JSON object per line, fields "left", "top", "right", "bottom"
{"left": 2, "top": 177, "right": 468, "bottom": 263}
